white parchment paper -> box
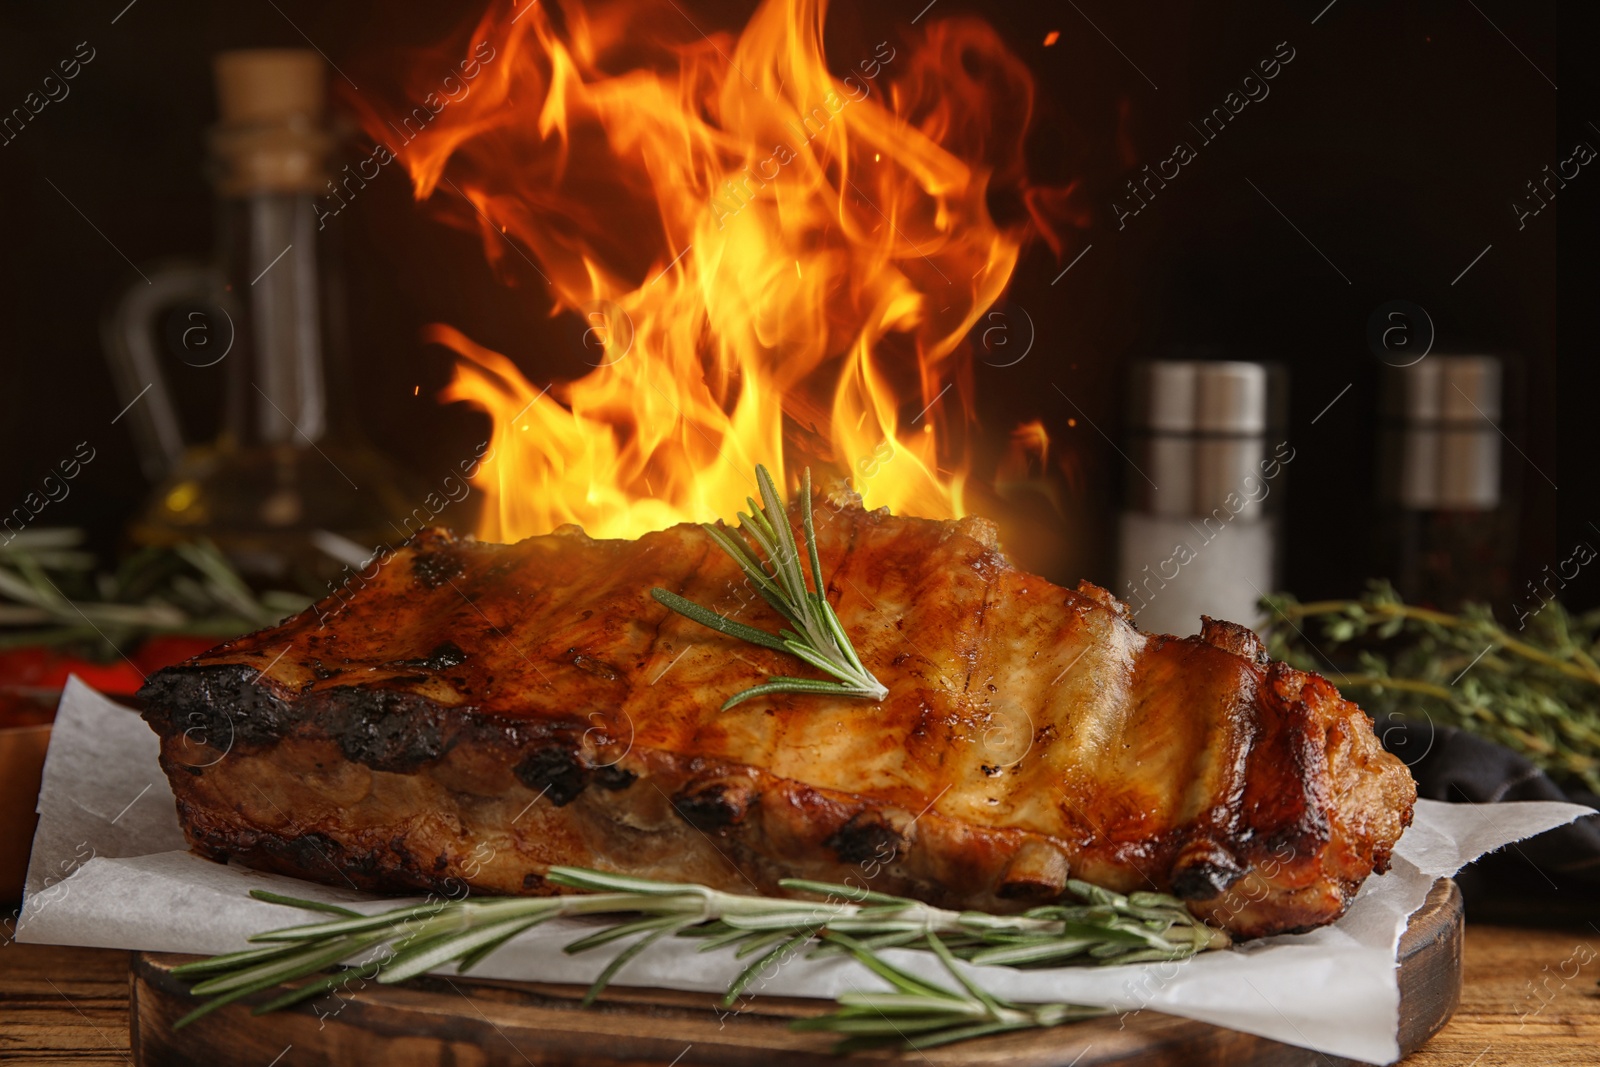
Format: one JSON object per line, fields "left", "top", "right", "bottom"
{"left": 18, "top": 677, "right": 1595, "bottom": 1064}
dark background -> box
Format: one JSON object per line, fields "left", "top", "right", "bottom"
{"left": 1, "top": 0, "right": 1591, "bottom": 613}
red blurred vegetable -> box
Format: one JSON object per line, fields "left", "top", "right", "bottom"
{"left": 0, "top": 636, "right": 219, "bottom": 700}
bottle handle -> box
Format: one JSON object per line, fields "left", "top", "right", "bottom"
{"left": 101, "top": 261, "right": 224, "bottom": 481}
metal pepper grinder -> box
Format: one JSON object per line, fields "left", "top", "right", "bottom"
{"left": 1116, "top": 360, "right": 1288, "bottom": 636}
{"left": 1377, "top": 355, "right": 1515, "bottom": 610}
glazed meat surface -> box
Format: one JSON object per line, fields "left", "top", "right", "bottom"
{"left": 139, "top": 499, "right": 1415, "bottom": 937}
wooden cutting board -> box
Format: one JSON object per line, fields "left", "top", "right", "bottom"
{"left": 130, "top": 879, "right": 1461, "bottom": 1067}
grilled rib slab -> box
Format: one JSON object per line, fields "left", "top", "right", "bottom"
{"left": 139, "top": 499, "right": 1415, "bottom": 937}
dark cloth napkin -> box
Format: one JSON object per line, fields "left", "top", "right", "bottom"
{"left": 1381, "top": 720, "right": 1600, "bottom": 921}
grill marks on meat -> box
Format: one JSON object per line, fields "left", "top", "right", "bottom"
{"left": 139, "top": 502, "right": 1415, "bottom": 937}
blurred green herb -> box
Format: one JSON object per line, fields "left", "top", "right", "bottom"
{"left": 0, "top": 528, "right": 309, "bottom": 657}
{"left": 1259, "top": 581, "right": 1600, "bottom": 792}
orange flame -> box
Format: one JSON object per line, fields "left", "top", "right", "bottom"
{"left": 359, "top": 0, "right": 1059, "bottom": 541}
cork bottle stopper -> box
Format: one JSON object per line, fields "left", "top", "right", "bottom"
{"left": 214, "top": 50, "right": 325, "bottom": 125}
{"left": 209, "top": 50, "right": 331, "bottom": 194}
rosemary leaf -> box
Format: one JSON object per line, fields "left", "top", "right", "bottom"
{"left": 648, "top": 589, "right": 789, "bottom": 652}
{"left": 579, "top": 918, "right": 698, "bottom": 1007}
{"left": 564, "top": 912, "right": 687, "bottom": 956}
{"left": 249, "top": 961, "right": 378, "bottom": 1016}
{"left": 832, "top": 992, "right": 987, "bottom": 1015}
{"left": 777, "top": 878, "right": 906, "bottom": 904}
{"left": 546, "top": 866, "right": 708, "bottom": 897}
{"left": 187, "top": 934, "right": 384, "bottom": 997}
{"left": 247, "top": 890, "right": 366, "bottom": 919}
{"left": 732, "top": 929, "right": 795, "bottom": 959}
{"left": 964, "top": 939, "right": 1099, "bottom": 967}
{"left": 724, "top": 928, "right": 817, "bottom": 1005}
{"left": 925, "top": 934, "right": 1005, "bottom": 1015}
{"left": 693, "top": 924, "right": 763, "bottom": 953}
{"left": 168, "top": 942, "right": 312, "bottom": 980}
{"left": 720, "top": 678, "right": 878, "bottom": 711}
{"left": 822, "top": 932, "right": 955, "bottom": 1000}
{"left": 381, "top": 915, "right": 553, "bottom": 983}
{"left": 455, "top": 917, "right": 557, "bottom": 975}
{"left": 904, "top": 1020, "right": 1043, "bottom": 1050}
{"left": 248, "top": 901, "right": 451, "bottom": 943}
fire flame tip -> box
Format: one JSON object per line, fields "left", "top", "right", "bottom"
{"left": 365, "top": 0, "right": 1066, "bottom": 543}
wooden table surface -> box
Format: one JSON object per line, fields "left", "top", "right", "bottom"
{"left": 3, "top": 920, "right": 1596, "bottom": 1065}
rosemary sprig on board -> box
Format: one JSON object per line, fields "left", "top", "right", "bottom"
{"left": 1260, "top": 581, "right": 1600, "bottom": 792}
{"left": 172, "top": 867, "right": 1229, "bottom": 1049}
{"left": 650, "top": 465, "right": 887, "bottom": 710}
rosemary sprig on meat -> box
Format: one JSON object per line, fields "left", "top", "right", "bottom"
{"left": 1260, "top": 581, "right": 1600, "bottom": 792}
{"left": 650, "top": 464, "right": 887, "bottom": 710}
{"left": 172, "top": 867, "right": 1229, "bottom": 1049}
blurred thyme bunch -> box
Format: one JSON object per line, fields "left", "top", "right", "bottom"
{"left": 1259, "top": 581, "right": 1600, "bottom": 793}
{"left": 0, "top": 528, "right": 309, "bottom": 657}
